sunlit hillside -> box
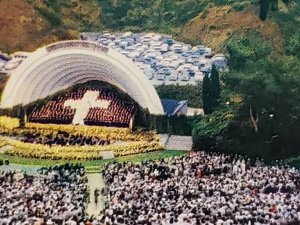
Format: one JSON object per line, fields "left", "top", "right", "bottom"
{"left": 0, "top": 0, "right": 101, "bottom": 53}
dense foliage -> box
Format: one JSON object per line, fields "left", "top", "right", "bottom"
{"left": 193, "top": 26, "right": 300, "bottom": 160}
{"left": 0, "top": 121, "right": 162, "bottom": 160}
{"left": 0, "top": 116, "right": 20, "bottom": 130}
{"left": 97, "top": 0, "right": 209, "bottom": 32}
{"left": 156, "top": 83, "right": 202, "bottom": 108}
{"left": 260, "top": 0, "right": 270, "bottom": 20}
{"left": 4, "top": 138, "right": 162, "bottom": 160}
{"left": 202, "top": 65, "right": 221, "bottom": 114}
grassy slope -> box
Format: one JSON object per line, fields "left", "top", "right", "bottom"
{"left": 0, "top": 150, "right": 187, "bottom": 171}
{"left": 0, "top": 0, "right": 295, "bottom": 55}
{"left": 0, "top": 0, "right": 101, "bottom": 53}
{"left": 179, "top": 5, "right": 284, "bottom": 53}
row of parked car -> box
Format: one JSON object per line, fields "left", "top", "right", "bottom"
{"left": 0, "top": 51, "right": 30, "bottom": 74}
{"left": 81, "top": 32, "right": 228, "bottom": 86}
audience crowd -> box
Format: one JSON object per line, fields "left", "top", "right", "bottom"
{"left": 1, "top": 152, "right": 299, "bottom": 224}
{"left": 21, "top": 131, "right": 111, "bottom": 147}
{"left": 30, "top": 88, "right": 135, "bottom": 127}
{"left": 0, "top": 164, "right": 89, "bottom": 225}
{"left": 98, "top": 152, "right": 300, "bottom": 225}
{"left": 0, "top": 159, "right": 9, "bottom": 166}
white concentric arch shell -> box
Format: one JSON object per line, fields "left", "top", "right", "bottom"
{"left": 1, "top": 40, "right": 164, "bottom": 115}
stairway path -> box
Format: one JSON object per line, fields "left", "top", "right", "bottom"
{"left": 86, "top": 173, "right": 106, "bottom": 217}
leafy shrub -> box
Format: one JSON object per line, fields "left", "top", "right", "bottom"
{"left": 35, "top": 6, "right": 61, "bottom": 26}
{"left": 287, "top": 30, "right": 300, "bottom": 57}
{"left": 4, "top": 138, "right": 163, "bottom": 160}
{"left": 0, "top": 116, "right": 20, "bottom": 130}
{"left": 23, "top": 123, "right": 158, "bottom": 142}
{"left": 156, "top": 83, "right": 202, "bottom": 108}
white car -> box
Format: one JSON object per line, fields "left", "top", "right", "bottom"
{"left": 145, "top": 72, "right": 154, "bottom": 80}
{"left": 194, "top": 72, "right": 204, "bottom": 81}
{"left": 180, "top": 75, "right": 190, "bottom": 81}
{"left": 168, "top": 75, "right": 178, "bottom": 81}
{"left": 156, "top": 74, "right": 165, "bottom": 81}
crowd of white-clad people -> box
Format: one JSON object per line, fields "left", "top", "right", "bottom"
{"left": 98, "top": 152, "right": 300, "bottom": 225}
{"left": 0, "top": 152, "right": 299, "bottom": 225}
{"left": 0, "top": 164, "right": 89, "bottom": 225}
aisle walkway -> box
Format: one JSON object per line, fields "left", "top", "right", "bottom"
{"left": 0, "top": 164, "right": 41, "bottom": 175}
{"left": 86, "top": 173, "right": 107, "bottom": 217}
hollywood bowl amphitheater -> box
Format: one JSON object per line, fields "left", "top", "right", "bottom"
{"left": 0, "top": 40, "right": 192, "bottom": 165}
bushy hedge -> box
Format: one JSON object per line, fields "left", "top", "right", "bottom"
{"left": 147, "top": 115, "right": 196, "bottom": 135}
{"left": 0, "top": 116, "right": 20, "bottom": 131}
{"left": 35, "top": 6, "right": 62, "bottom": 26}
{"left": 156, "top": 84, "right": 202, "bottom": 108}
{"left": 23, "top": 123, "right": 158, "bottom": 142}
{"left": 134, "top": 112, "right": 197, "bottom": 136}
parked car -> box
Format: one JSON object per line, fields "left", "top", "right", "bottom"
{"left": 156, "top": 74, "right": 165, "bottom": 81}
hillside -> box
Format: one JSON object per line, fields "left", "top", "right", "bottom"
{"left": 179, "top": 5, "right": 284, "bottom": 53}
{"left": 0, "top": 0, "right": 101, "bottom": 53}
{"left": 0, "top": 0, "right": 297, "bottom": 55}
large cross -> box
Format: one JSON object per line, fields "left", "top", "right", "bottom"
{"left": 64, "top": 90, "right": 111, "bottom": 125}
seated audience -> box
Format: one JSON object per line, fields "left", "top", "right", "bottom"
{"left": 97, "top": 151, "right": 300, "bottom": 225}
{"left": 0, "top": 164, "right": 89, "bottom": 225}
{"left": 0, "top": 152, "right": 299, "bottom": 224}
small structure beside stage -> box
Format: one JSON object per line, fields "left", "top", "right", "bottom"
{"left": 161, "top": 99, "right": 188, "bottom": 116}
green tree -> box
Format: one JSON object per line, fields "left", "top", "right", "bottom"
{"left": 227, "top": 39, "right": 256, "bottom": 69}
{"left": 202, "top": 72, "right": 214, "bottom": 114}
{"left": 156, "top": 84, "right": 202, "bottom": 108}
{"left": 210, "top": 64, "right": 221, "bottom": 107}
{"left": 225, "top": 39, "right": 300, "bottom": 158}
{"left": 260, "top": 0, "right": 270, "bottom": 21}
{"left": 270, "top": 0, "right": 278, "bottom": 11}
{"left": 35, "top": 6, "right": 61, "bottom": 26}
{"left": 282, "top": 0, "right": 290, "bottom": 6}
{"left": 288, "top": 31, "right": 300, "bottom": 57}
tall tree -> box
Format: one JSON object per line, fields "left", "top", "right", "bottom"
{"left": 210, "top": 64, "right": 221, "bottom": 107}
{"left": 270, "top": 0, "right": 278, "bottom": 11}
{"left": 224, "top": 34, "right": 300, "bottom": 158}
{"left": 282, "top": 0, "right": 290, "bottom": 6}
{"left": 288, "top": 31, "right": 300, "bottom": 57}
{"left": 260, "top": 0, "right": 270, "bottom": 21}
{"left": 202, "top": 72, "right": 213, "bottom": 114}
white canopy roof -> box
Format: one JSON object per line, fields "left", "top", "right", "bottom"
{"left": 1, "top": 40, "right": 164, "bottom": 115}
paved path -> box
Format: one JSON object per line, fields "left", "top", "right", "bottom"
{"left": 159, "top": 134, "right": 170, "bottom": 147}
{"left": 165, "top": 135, "right": 193, "bottom": 151}
{"left": 0, "top": 165, "right": 107, "bottom": 217}
{"left": 86, "top": 173, "right": 107, "bottom": 217}
{"left": 0, "top": 164, "right": 41, "bottom": 175}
